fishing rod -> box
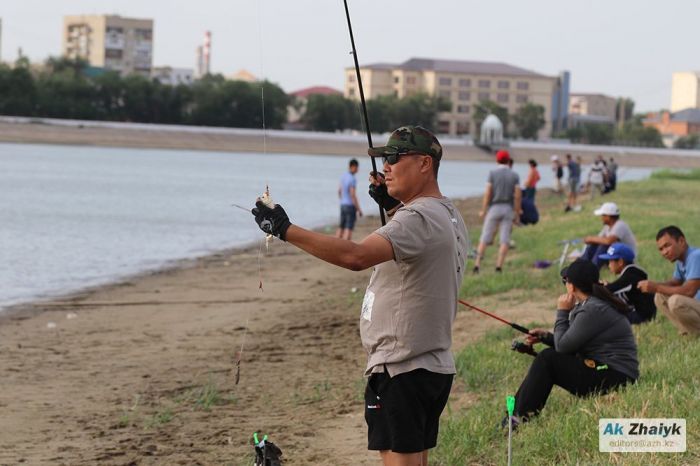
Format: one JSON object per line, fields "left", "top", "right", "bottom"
{"left": 458, "top": 299, "right": 530, "bottom": 334}
{"left": 342, "top": 0, "right": 386, "bottom": 226}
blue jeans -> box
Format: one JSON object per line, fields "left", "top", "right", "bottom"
{"left": 582, "top": 244, "right": 608, "bottom": 268}
{"left": 339, "top": 205, "right": 357, "bottom": 230}
{"left": 523, "top": 187, "right": 536, "bottom": 200}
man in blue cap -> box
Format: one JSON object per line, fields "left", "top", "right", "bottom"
{"left": 599, "top": 242, "right": 656, "bottom": 324}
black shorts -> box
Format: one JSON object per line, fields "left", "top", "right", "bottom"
{"left": 364, "top": 369, "right": 453, "bottom": 453}
{"left": 339, "top": 205, "right": 357, "bottom": 230}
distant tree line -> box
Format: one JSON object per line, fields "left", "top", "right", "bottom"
{"left": 0, "top": 57, "right": 672, "bottom": 148}
{"left": 673, "top": 134, "right": 700, "bottom": 149}
{"left": 304, "top": 96, "right": 548, "bottom": 139}
{"left": 560, "top": 117, "right": 663, "bottom": 147}
{"left": 0, "top": 57, "right": 289, "bottom": 128}
{"left": 547, "top": 98, "right": 664, "bottom": 147}
{"left": 0, "top": 56, "right": 452, "bottom": 133}
{"left": 300, "top": 92, "right": 449, "bottom": 134}
{"left": 473, "top": 97, "right": 666, "bottom": 147}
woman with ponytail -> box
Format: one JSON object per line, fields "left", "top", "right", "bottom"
{"left": 504, "top": 259, "right": 638, "bottom": 427}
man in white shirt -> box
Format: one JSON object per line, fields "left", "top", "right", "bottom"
{"left": 581, "top": 202, "right": 637, "bottom": 268}
{"left": 587, "top": 156, "right": 608, "bottom": 199}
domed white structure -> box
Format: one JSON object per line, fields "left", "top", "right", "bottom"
{"left": 480, "top": 114, "right": 504, "bottom": 145}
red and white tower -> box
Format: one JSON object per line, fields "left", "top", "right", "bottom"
{"left": 196, "top": 31, "right": 211, "bottom": 77}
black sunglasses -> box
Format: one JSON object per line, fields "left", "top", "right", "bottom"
{"left": 381, "top": 150, "right": 429, "bottom": 166}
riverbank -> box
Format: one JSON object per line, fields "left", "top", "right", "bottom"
{"left": 0, "top": 192, "right": 556, "bottom": 465}
{"left": 1, "top": 118, "right": 700, "bottom": 168}
{"left": 1, "top": 172, "right": 697, "bottom": 464}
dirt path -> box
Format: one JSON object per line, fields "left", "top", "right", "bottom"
{"left": 0, "top": 197, "right": 553, "bottom": 466}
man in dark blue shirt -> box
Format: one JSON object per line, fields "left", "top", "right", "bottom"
{"left": 564, "top": 154, "right": 580, "bottom": 213}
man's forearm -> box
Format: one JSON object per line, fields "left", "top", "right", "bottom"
{"left": 351, "top": 194, "right": 361, "bottom": 212}
{"left": 285, "top": 225, "right": 395, "bottom": 271}
{"left": 654, "top": 282, "right": 698, "bottom": 298}
{"left": 585, "top": 235, "right": 615, "bottom": 246}
{"left": 285, "top": 225, "right": 365, "bottom": 270}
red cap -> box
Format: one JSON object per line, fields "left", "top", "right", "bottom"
{"left": 496, "top": 150, "right": 511, "bottom": 163}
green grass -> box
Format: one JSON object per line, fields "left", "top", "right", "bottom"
{"left": 174, "top": 375, "right": 237, "bottom": 411}
{"left": 440, "top": 176, "right": 700, "bottom": 465}
{"left": 291, "top": 379, "right": 334, "bottom": 405}
{"left": 651, "top": 168, "right": 700, "bottom": 181}
{"left": 144, "top": 407, "right": 175, "bottom": 428}
{"left": 436, "top": 320, "right": 700, "bottom": 465}
{"left": 462, "top": 175, "right": 700, "bottom": 298}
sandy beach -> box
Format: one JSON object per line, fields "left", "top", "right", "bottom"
{"left": 1, "top": 122, "right": 698, "bottom": 465}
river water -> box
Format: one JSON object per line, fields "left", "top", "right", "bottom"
{"left": 0, "top": 143, "right": 652, "bottom": 310}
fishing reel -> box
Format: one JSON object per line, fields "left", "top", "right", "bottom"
{"left": 253, "top": 432, "right": 283, "bottom": 466}
{"left": 511, "top": 340, "right": 537, "bottom": 357}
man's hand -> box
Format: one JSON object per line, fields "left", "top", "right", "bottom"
{"left": 637, "top": 280, "right": 656, "bottom": 294}
{"left": 557, "top": 293, "right": 576, "bottom": 311}
{"left": 368, "top": 171, "right": 401, "bottom": 213}
{"left": 251, "top": 200, "right": 292, "bottom": 241}
{"left": 525, "top": 328, "right": 551, "bottom": 345}
{"left": 478, "top": 210, "right": 485, "bottom": 219}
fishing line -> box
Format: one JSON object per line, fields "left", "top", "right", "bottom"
{"left": 257, "top": 0, "right": 268, "bottom": 155}
{"left": 231, "top": 204, "right": 250, "bottom": 212}
{"left": 234, "top": 0, "right": 270, "bottom": 385}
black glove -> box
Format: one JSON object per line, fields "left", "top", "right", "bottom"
{"left": 251, "top": 201, "right": 292, "bottom": 241}
{"left": 368, "top": 172, "right": 401, "bottom": 212}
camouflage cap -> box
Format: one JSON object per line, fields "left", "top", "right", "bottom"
{"left": 367, "top": 125, "right": 443, "bottom": 160}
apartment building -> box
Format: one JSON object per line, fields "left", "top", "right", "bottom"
{"left": 643, "top": 109, "right": 700, "bottom": 144}
{"left": 568, "top": 93, "right": 617, "bottom": 127}
{"left": 344, "top": 57, "right": 564, "bottom": 138}
{"left": 63, "top": 15, "right": 153, "bottom": 76}
{"left": 671, "top": 71, "right": 700, "bottom": 113}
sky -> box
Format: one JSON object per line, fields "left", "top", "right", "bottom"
{"left": 2, "top": 0, "right": 698, "bottom": 113}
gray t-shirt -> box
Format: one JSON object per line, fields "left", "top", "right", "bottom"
{"left": 360, "top": 196, "right": 468, "bottom": 377}
{"left": 600, "top": 219, "right": 637, "bottom": 254}
{"left": 487, "top": 166, "right": 520, "bottom": 206}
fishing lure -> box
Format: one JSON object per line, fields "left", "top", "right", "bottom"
{"left": 259, "top": 185, "right": 275, "bottom": 252}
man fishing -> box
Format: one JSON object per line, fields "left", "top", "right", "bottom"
{"left": 251, "top": 125, "right": 468, "bottom": 466}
